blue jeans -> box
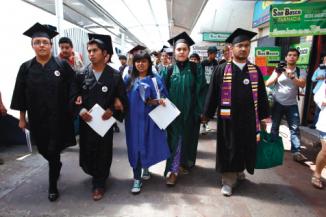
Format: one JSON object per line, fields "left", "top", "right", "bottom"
{"left": 311, "top": 105, "right": 321, "bottom": 128}
{"left": 271, "top": 101, "right": 301, "bottom": 153}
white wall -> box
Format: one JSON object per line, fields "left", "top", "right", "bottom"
{"left": 0, "top": 0, "right": 74, "bottom": 117}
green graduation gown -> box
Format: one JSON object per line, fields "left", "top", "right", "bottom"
{"left": 161, "top": 60, "right": 206, "bottom": 175}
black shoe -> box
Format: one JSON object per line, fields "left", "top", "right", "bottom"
{"left": 48, "top": 190, "right": 59, "bottom": 202}
{"left": 0, "top": 158, "right": 4, "bottom": 165}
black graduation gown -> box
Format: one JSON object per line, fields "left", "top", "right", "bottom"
{"left": 203, "top": 62, "right": 269, "bottom": 174}
{"left": 75, "top": 64, "right": 128, "bottom": 179}
{"left": 10, "top": 57, "right": 76, "bottom": 157}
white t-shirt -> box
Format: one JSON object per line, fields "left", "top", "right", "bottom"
{"left": 232, "top": 60, "right": 246, "bottom": 71}
{"left": 315, "top": 81, "right": 326, "bottom": 133}
{"left": 273, "top": 68, "right": 306, "bottom": 106}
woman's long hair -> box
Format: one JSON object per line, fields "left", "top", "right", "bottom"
{"left": 127, "top": 50, "right": 154, "bottom": 90}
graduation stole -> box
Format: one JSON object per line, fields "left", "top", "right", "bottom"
{"left": 220, "top": 62, "right": 261, "bottom": 142}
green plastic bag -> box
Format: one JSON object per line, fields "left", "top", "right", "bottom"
{"left": 255, "top": 131, "right": 284, "bottom": 169}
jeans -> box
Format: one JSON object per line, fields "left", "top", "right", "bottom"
{"left": 133, "top": 157, "right": 142, "bottom": 180}
{"left": 312, "top": 105, "right": 321, "bottom": 128}
{"left": 271, "top": 101, "right": 301, "bottom": 153}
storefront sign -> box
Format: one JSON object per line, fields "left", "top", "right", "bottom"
{"left": 255, "top": 47, "right": 281, "bottom": 79}
{"left": 202, "top": 32, "right": 230, "bottom": 42}
{"left": 270, "top": 2, "right": 326, "bottom": 37}
{"left": 253, "top": 0, "right": 308, "bottom": 28}
{"left": 291, "top": 43, "right": 311, "bottom": 65}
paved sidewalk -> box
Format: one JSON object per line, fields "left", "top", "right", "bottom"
{"left": 0, "top": 122, "right": 325, "bottom": 217}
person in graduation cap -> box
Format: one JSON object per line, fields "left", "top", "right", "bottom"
{"left": 124, "top": 50, "right": 170, "bottom": 194}
{"left": 202, "top": 28, "right": 270, "bottom": 196}
{"left": 10, "top": 22, "right": 76, "bottom": 201}
{"left": 156, "top": 46, "right": 171, "bottom": 73}
{"left": 73, "top": 33, "right": 128, "bottom": 201}
{"left": 122, "top": 45, "right": 147, "bottom": 80}
{"left": 160, "top": 32, "right": 206, "bottom": 186}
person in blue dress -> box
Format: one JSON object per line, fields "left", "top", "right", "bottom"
{"left": 124, "top": 50, "right": 170, "bottom": 194}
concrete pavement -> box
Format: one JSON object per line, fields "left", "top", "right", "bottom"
{"left": 0, "top": 122, "right": 325, "bottom": 217}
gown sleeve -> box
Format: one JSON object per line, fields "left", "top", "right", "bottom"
{"left": 112, "top": 74, "right": 129, "bottom": 122}
{"left": 203, "top": 65, "right": 221, "bottom": 119}
{"left": 10, "top": 63, "right": 28, "bottom": 111}
{"left": 256, "top": 66, "right": 270, "bottom": 120}
{"left": 194, "top": 63, "right": 207, "bottom": 118}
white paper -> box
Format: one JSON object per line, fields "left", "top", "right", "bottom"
{"left": 24, "top": 129, "right": 32, "bottom": 152}
{"left": 314, "top": 82, "right": 326, "bottom": 110}
{"left": 86, "top": 104, "right": 116, "bottom": 137}
{"left": 148, "top": 98, "right": 180, "bottom": 130}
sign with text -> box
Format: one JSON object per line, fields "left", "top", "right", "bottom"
{"left": 270, "top": 2, "right": 326, "bottom": 37}
{"left": 291, "top": 43, "right": 311, "bottom": 65}
{"left": 202, "top": 32, "right": 230, "bottom": 42}
{"left": 255, "top": 47, "right": 281, "bottom": 80}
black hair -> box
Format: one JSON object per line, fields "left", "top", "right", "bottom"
{"left": 58, "top": 37, "right": 73, "bottom": 47}
{"left": 189, "top": 53, "right": 200, "bottom": 61}
{"left": 87, "top": 39, "right": 107, "bottom": 52}
{"left": 127, "top": 50, "right": 154, "bottom": 90}
{"left": 119, "top": 55, "right": 127, "bottom": 60}
{"left": 287, "top": 48, "right": 300, "bottom": 57}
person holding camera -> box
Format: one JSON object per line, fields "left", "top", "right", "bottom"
{"left": 310, "top": 53, "right": 326, "bottom": 129}
{"left": 265, "top": 48, "right": 307, "bottom": 162}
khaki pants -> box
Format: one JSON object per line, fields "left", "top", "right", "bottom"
{"left": 221, "top": 172, "right": 238, "bottom": 187}
{"left": 222, "top": 171, "right": 245, "bottom": 187}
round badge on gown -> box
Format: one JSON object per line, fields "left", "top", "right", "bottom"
{"left": 54, "top": 70, "right": 60, "bottom": 77}
{"left": 102, "top": 86, "right": 108, "bottom": 92}
{"left": 243, "top": 78, "right": 250, "bottom": 85}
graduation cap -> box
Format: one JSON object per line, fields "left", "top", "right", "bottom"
{"left": 167, "top": 32, "right": 195, "bottom": 47}
{"left": 128, "top": 45, "right": 146, "bottom": 54}
{"left": 88, "top": 33, "right": 113, "bottom": 54}
{"left": 163, "top": 47, "right": 173, "bottom": 56}
{"left": 160, "top": 45, "right": 169, "bottom": 53}
{"left": 225, "top": 28, "right": 257, "bottom": 44}
{"left": 23, "top": 22, "right": 59, "bottom": 39}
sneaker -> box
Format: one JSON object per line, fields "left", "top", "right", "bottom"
{"left": 0, "top": 158, "right": 4, "bottom": 165}
{"left": 200, "top": 124, "right": 207, "bottom": 135}
{"left": 293, "top": 152, "right": 307, "bottom": 162}
{"left": 131, "top": 179, "right": 142, "bottom": 194}
{"left": 166, "top": 173, "right": 177, "bottom": 186}
{"left": 142, "top": 168, "right": 151, "bottom": 180}
{"left": 221, "top": 185, "right": 232, "bottom": 196}
{"left": 179, "top": 166, "right": 189, "bottom": 175}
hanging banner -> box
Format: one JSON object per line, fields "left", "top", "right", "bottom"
{"left": 270, "top": 2, "right": 326, "bottom": 37}
{"left": 255, "top": 47, "right": 281, "bottom": 80}
{"left": 202, "top": 32, "right": 231, "bottom": 42}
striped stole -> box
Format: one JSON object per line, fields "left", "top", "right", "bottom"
{"left": 220, "top": 62, "right": 261, "bottom": 142}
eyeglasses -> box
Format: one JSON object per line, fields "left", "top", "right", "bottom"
{"left": 33, "top": 41, "right": 51, "bottom": 46}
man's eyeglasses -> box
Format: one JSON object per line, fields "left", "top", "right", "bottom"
{"left": 33, "top": 41, "right": 51, "bottom": 46}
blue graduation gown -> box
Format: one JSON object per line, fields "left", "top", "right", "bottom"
{"left": 124, "top": 75, "right": 170, "bottom": 168}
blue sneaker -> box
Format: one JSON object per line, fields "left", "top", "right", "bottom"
{"left": 131, "top": 179, "right": 142, "bottom": 194}
{"left": 142, "top": 168, "right": 151, "bottom": 180}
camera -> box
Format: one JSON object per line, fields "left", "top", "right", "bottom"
{"left": 269, "top": 60, "right": 286, "bottom": 74}
{"left": 320, "top": 64, "right": 326, "bottom": 70}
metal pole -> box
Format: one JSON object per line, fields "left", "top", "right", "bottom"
{"left": 121, "top": 32, "right": 126, "bottom": 54}
{"left": 55, "top": 0, "right": 64, "bottom": 36}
